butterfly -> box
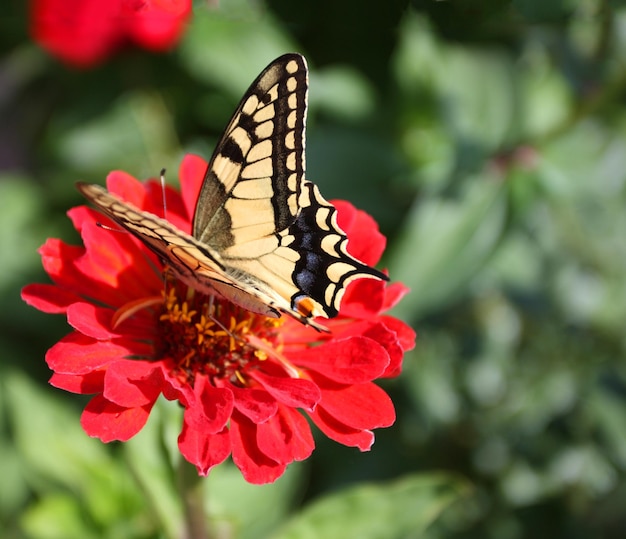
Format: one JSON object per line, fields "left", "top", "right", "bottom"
{"left": 77, "top": 53, "right": 388, "bottom": 331}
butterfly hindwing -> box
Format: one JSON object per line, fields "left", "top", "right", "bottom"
{"left": 77, "top": 53, "right": 388, "bottom": 331}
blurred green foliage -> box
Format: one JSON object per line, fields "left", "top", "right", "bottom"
{"left": 2, "top": 0, "right": 626, "bottom": 537}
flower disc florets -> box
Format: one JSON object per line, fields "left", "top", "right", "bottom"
{"left": 157, "top": 282, "right": 284, "bottom": 386}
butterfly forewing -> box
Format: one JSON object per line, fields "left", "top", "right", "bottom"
{"left": 77, "top": 53, "right": 388, "bottom": 331}
{"left": 193, "top": 53, "right": 307, "bottom": 250}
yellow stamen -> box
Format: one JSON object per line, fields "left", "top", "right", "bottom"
{"left": 246, "top": 334, "right": 301, "bottom": 378}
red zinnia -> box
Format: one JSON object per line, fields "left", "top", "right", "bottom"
{"left": 21, "top": 154, "right": 415, "bottom": 484}
{"left": 30, "top": 0, "right": 192, "bottom": 68}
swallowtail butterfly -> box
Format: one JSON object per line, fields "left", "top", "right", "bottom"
{"left": 77, "top": 54, "right": 387, "bottom": 331}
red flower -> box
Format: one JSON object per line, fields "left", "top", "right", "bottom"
{"left": 30, "top": 0, "right": 192, "bottom": 68}
{"left": 22, "top": 154, "right": 415, "bottom": 484}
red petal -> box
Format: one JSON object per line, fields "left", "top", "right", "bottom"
{"left": 41, "top": 210, "right": 160, "bottom": 309}
{"left": 103, "top": 360, "right": 163, "bottom": 407}
{"left": 256, "top": 407, "right": 314, "bottom": 464}
{"left": 293, "top": 336, "right": 389, "bottom": 384}
{"left": 328, "top": 319, "right": 411, "bottom": 379}
{"left": 66, "top": 302, "right": 116, "bottom": 339}
{"left": 314, "top": 380, "right": 395, "bottom": 430}
{"left": 124, "top": 0, "right": 191, "bottom": 51}
{"left": 178, "top": 424, "right": 231, "bottom": 477}
{"left": 230, "top": 385, "right": 278, "bottom": 424}
{"left": 230, "top": 412, "right": 286, "bottom": 484}
{"left": 144, "top": 180, "right": 191, "bottom": 232}
{"left": 179, "top": 154, "right": 207, "bottom": 220}
{"left": 361, "top": 323, "right": 405, "bottom": 378}
{"left": 76, "top": 216, "right": 163, "bottom": 302}
{"left": 49, "top": 370, "right": 105, "bottom": 394}
{"left": 66, "top": 300, "right": 154, "bottom": 342}
{"left": 308, "top": 407, "right": 374, "bottom": 451}
{"left": 158, "top": 363, "right": 191, "bottom": 405}
{"left": 183, "top": 375, "right": 233, "bottom": 434}
{"left": 339, "top": 278, "right": 386, "bottom": 318}
{"left": 46, "top": 332, "right": 146, "bottom": 374}
{"left": 107, "top": 171, "right": 147, "bottom": 207}
{"left": 333, "top": 200, "right": 386, "bottom": 266}
{"left": 382, "top": 282, "right": 411, "bottom": 310}
{"left": 380, "top": 315, "right": 416, "bottom": 353}
{"left": 248, "top": 371, "right": 320, "bottom": 411}
{"left": 81, "top": 394, "right": 152, "bottom": 442}
{"left": 39, "top": 238, "right": 91, "bottom": 298}
{"left": 21, "top": 283, "right": 81, "bottom": 313}
{"left": 30, "top": 0, "right": 123, "bottom": 68}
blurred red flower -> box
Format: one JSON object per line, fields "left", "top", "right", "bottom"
{"left": 21, "top": 154, "right": 415, "bottom": 484}
{"left": 30, "top": 0, "right": 192, "bottom": 68}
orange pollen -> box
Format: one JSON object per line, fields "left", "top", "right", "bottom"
{"left": 155, "top": 283, "right": 288, "bottom": 386}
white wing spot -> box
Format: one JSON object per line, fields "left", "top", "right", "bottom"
{"left": 324, "top": 283, "right": 337, "bottom": 309}
{"left": 285, "top": 131, "right": 295, "bottom": 149}
{"left": 327, "top": 261, "right": 356, "bottom": 283}
{"left": 255, "top": 120, "right": 274, "bottom": 139}
{"left": 287, "top": 173, "right": 298, "bottom": 192}
{"left": 241, "top": 95, "right": 259, "bottom": 116}
{"left": 276, "top": 244, "right": 300, "bottom": 261}
{"left": 242, "top": 157, "right": 273, "bottom": 179}
{"left": 232, "top": 177, "right": 272, "bottom": 199}
{"left": 287, "top": 110, "right": 297, "bottom": 129}
{"left": 316, "top": 209, "right": 333, "bottom": 232}
{"left": 212, "top": 154, "right": 241, "bottom": 190}
{"left": 247, "top": 139, "right": 273, "bottom": 162}
{"left": 279, "top": 234, "right": 296, "bottom": 249}
{"left": 254, "top": 103, "right": 275, "bottom": 123}
{"left": 321, "top": 234, "right": 341, "bottom": 255}
{"left": 286, "top": 60, "right": 299, "bottom": 74}
{"left": 229, "top": 127, "right": 252, "bottom": 153}
{"left": 287, "top": 192, "right": 298, "bottom": 211}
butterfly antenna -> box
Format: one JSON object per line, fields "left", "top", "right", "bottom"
{"left": 160, "top": 168, "right": 168, "bottom": 218}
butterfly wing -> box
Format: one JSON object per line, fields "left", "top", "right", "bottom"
{"left": 194, "top": 53, "right": 388, "bottom": 324}
{"left": 193, "top": 53, "right": 305, "bottom": 248}
{"left": 75, "top": 182, "right": 305, "bottom": 324}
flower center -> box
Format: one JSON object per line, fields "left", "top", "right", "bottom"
{"left": 155, "top": 282, "right": 285, "bottom": 386}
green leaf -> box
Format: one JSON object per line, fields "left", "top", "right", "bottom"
{"left": 54, "top": 91, "right": 181, "bottom": 180}
{"left": 387, "top": 176, "right": 506, "bottom": 320}
{"left": 5, "top": 371, "right": 116, "bottom": 490}
{"left": 124, "top": 398, "right": 184, "bottom": 539}
{"left": 206, "top": 460, "right": 305, "bottom": 539}
{"left": 307, "top": 125, "right": 404, "bottom": 232}
{"left": 273, "top": 473, "right": 468, "bottom": 539}
{"left": 394, "top": 13, "right": 520, "bottom": 153}
{"left": 5, "top": 371, "right": 148, "bottom": 538}
{"left": 179, "top": 7, "right": 295, "bottom": 96}
{"left": 309, "top": 64, "right": 376, "bottom": 121}
{"left": 21, "top": 494, "right": 99, "bottom": 539}
{"left": 0, "top": 175, "right": 55, "bottom": 291}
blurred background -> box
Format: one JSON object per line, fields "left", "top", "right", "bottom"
{"left": 3, "top": 0, "right": 626, "bottom": 538}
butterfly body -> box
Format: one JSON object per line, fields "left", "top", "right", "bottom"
{"left": 77, "top": 54, "right": 387, "bottom": 331}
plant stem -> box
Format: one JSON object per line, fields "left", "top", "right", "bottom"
{"left": 178, "top": 458, "right": 210, "bottom": 539}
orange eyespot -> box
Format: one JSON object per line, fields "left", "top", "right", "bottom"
{"left": 294, "top": 296, "right": 316, "bottom": 318}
